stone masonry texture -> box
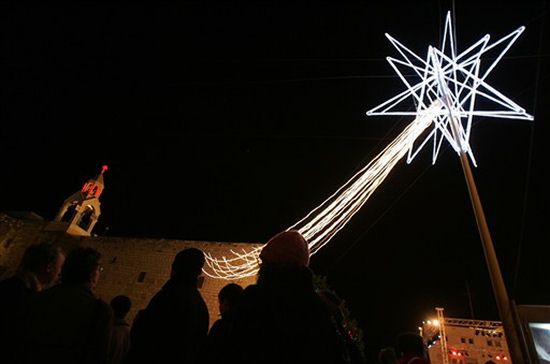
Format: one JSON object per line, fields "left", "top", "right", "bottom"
{"left": 0, "top": 213, "right": 262, "bottom": 326}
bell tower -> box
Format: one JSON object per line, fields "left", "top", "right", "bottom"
{"left": 52, "top": 165, "right": 108, "bottom": 236}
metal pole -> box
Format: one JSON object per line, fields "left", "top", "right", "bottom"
{"left": 458, "top": 151, "right": 525, "bottom": 364}
{"left": 436, "top": 307, "right": 449, "bottom": 364}
{"left": 465, "top": 280, "right": 475, "bottom": 319}
{"left": 433, "top": 57, "right": 525, "bottom": 363}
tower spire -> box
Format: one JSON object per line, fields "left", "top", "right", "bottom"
{"left": 51, "top": 165, "right": 107, "bottom": 236}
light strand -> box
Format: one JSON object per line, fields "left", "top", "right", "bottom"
{"left": 203, "top": 103, "right": 441, "bottom": 279}
{"left": 202, "top": 11, "right": 533, "bottom": 280}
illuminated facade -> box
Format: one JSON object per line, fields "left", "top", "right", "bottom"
{"left": 0, "top": 168, "right": 260, "bottom": 324}
{"left": 422, "top": 313, "right": 512, "bottom": 364}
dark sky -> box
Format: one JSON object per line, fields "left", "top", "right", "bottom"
{"left": 2, "top": 1, "right": 549, "bottom": 360}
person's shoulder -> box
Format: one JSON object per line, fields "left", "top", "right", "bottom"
{"left": 97, "top": 297, "right": 111, "bottom": 309}
{"left": 93, "top": 298, "right": 114, "bottom": 326}
{"left": 114, "top": 318, "right": 130, "bottom": 327}
{"left": 240, "top": 284, "right": 262, "bottom": 302}
{"left": 208, "top": 317, "right": 232, "bottom": 338}
{"left": 0, "top": 276, "right": 23, "bottom": 291}
{"left": 237, "top": 284, "right": 266, "bottom": 313}
{"left": 209, "top": 318, "right": 224, "bottom": 332}
{"left": 0, "top": 276, "right": 28, "bottom": 309}
{"left": 402, "top": 356, "right": 430, "bottom": 364}
{"left": 35, "top": 283, "right": 63, "bottom": 300}
{"left": 96, "top": 298, "right": 113, "bottom": 315}
{"left": 242, "top": 284, "right": 260, "bottom": 296}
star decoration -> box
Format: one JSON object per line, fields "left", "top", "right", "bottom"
{"left": 367, "top": 11, "right": 533, "bottom": 166}
{"left": 202, "top": 11, "right": 535, "bottom": 280}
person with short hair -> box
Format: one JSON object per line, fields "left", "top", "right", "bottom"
{"left": 0, "top": 243, "right": 65, "bottom": 363}
{"left": 205, "top": 283, "right": 244, "bottom": 363}
{"left": 22, "top": 247, "right": 113, "bottom": 364}
{"left": 127, "top": 248, "right": 209, "bottom": 364}
{"left": 108, "top": 295, "right": 132, "bottom": 364}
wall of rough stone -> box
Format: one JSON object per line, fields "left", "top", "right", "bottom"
{"left": 0, "top": 213, "right": 261, "bottom": 326}
{"left": 0, "top": 214, "right": 49, "bottom": 277}
{"left": 81, "top": 236, "right": 260, "bottom": 324}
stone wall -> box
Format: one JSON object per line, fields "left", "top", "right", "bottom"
{"left": 81, "top": 236, "right": 260, "bottom": 324}
{"left": 0, "top": 213, "right": 261, "bottom": 326}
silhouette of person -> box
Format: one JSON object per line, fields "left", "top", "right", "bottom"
{"left": 22, "top": 247, "right": 113, "bottom": 364}
{"left": 318, "top": 288, "right": 366, "bottom": 363}
{"left": 229, "top": 230, "right": 346, "bottom": 364}
{"left": 205, "top": 283, "right": 243, "bottom": 363}
{"left": 379, "top": 347, "right": 398, "bottom": 364}
{"left": 0, "top": 243, "right": 65, "bottom": 364}
{"left": 108, "top": 295, "right": 132, "bottom": 364}
{"left": 396, "top": 333, "right": 430, "bottom": 364}
{"left": 127, "top": 248, "right": 209, "bottom": 364}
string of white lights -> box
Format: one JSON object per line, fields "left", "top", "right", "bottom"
{"left": 202, "top": 11, "right": 533, "bottom": 280}
{"left": 290, "top": 103, "right": 442, "bottom": 254}
{"left": 203, "top": 103, "right": 441, "bottom": 279}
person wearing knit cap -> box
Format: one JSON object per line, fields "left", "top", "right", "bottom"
{"left": 259, "top": 229, "right": 310, "bottom": 267}
{"left": 228, "top": 230, "right": 346, "bottom": 364}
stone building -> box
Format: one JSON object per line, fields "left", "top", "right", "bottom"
{"left": 0, "top": 167, "right": 261, "bottom": 324}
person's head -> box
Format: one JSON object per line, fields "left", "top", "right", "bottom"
{"left": 61, "top": 247, "right": 102, "bottom": 289}
{"left": 171, "top": 248, "right": 205, "bottom": 282}
{"left": 218, "top": 283, "right": 243, "bottom": 316}
{"left": 397, "top": 333, "right": 426, "bottom": 357}
{"left": 259, "top": 230, "right": 309, "bottom": 268}
{"left": 379, "top": 347, "right": 398, "bottom": 364}
{"left": 110, "top": 295, "right": 132, "bottom": 320}
{"left": 257, "top": 230, "right": 311, "bottom": 289}
{"left": 19, "top": 243, "right": 65, "bottom": 288}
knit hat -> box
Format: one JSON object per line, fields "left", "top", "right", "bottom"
{"left": 259, "top": 230, "right": 310, "bottom": 267}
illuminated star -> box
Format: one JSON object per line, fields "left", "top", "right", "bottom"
{"left": 367, "top": 11, "right": 533, "bottom": 166}
{"left": 202, "top": 11, "right": 534, "bottom": 280}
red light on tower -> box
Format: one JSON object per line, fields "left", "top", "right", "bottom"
{"left": 101, "top": 165, "right": 109, "bottom": 174}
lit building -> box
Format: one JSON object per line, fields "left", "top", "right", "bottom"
{"left": 421, "top": 308, "right": 512, "bottom": 364}
{"left": 0, "top": 167, "right": 261, "bottom": 324}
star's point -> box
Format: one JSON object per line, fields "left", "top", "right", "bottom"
{"left": 367, "top": 12, "right": 533, "bottom": 165}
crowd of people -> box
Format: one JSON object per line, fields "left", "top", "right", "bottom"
{"left": 0, "top": 230, "right": 430, "bottom": 364}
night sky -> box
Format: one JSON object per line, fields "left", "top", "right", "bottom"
{"left": 2, "top": 1, "right": 549, "bottom": 360}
